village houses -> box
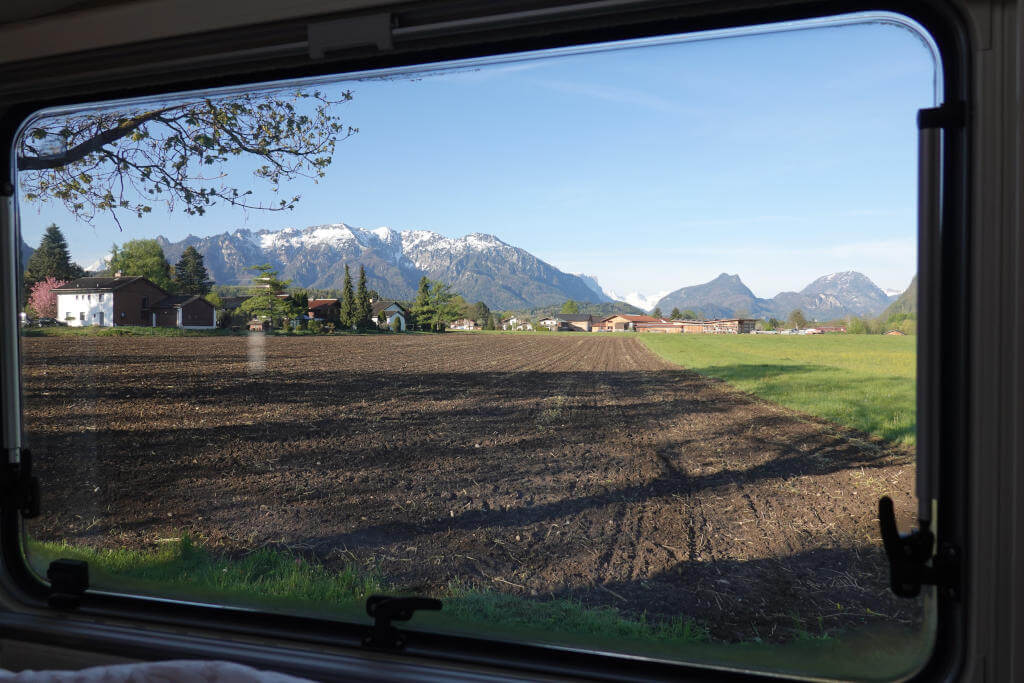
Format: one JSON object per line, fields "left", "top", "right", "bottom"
{"left": 55, "top": 276, "right": 216, "bottom": 329}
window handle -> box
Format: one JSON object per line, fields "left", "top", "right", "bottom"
{"left": 878, "top": 496, "right": 960, "bottom": 600}
{"left": 363, "top": 595, "right": 442, "bottom": 650}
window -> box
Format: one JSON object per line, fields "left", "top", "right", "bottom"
{"left": 4, "top": 6, "right": 970, "bottom": 682}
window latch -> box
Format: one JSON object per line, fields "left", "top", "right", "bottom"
{"left": 363, "top": 595, "right": 442, "bottom": 650}
{"left": 2, "top": 448, "right": 40, "bottom": 519}
{"left": 878, "top": 496, "right": 960, "bottom": 600}
{"left": 47, "top": 559, "right": 89, "bottom": 609}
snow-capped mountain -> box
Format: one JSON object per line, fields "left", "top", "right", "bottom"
{"left": 606, "top": 289, "right": 671, "bottom": 313}
{"left": 771, "top": 271, "right": 893, "bottom": 319}
{"left": 157, "top": 223, "right": 607, "bottom": 310}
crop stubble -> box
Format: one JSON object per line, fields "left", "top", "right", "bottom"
{"left": 21, "top": 333, "right": 919, "bottom": 640}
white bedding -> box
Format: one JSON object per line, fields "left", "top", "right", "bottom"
{"left": 0, "top": 660, "right": 314, "bottom": 682}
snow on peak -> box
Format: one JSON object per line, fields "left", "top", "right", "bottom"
{"left": 607, "top": 289, "right": 670, "bottom": 312}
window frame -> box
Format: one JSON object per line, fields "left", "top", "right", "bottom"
{"left": 0, "top": 1, "right": 971, "bottom": 680}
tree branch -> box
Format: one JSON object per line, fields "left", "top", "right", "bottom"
{"left": 16, "top": 107, "right": 177, "bottom": 171}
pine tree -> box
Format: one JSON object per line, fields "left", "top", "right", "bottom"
{"left": 339, "top": 265, "right": 356, "bottom": 330}
{"left": 670, "top": 307, "right": 682, "bottom": 320}
{"left": 25, "top": 224, "right": 84, "bottom": 287}
{"left": 411, "top": 276, "right": 434, "bottom": 331}
{"left": 355, "top": 265, "right": 372, "bottom": 329}
{"left": 651, "top": 306, "right": 663, "bottom": 319}
{"left": 173, "top": 246, "right": 213, "bottom": 295}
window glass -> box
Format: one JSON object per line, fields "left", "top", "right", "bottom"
{"left": 16, "top": 12, "right": 936, "bottom": 679}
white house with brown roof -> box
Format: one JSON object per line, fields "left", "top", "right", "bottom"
{"left": 54, "top": 277, "right": 215, "bottom": 329}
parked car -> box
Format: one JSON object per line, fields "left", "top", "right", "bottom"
{"left": 34, "top": 318, "right": 66, "bottom": 327}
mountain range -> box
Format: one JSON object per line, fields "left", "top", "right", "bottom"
{"left": 157, "top": 224, "right": 608, "bottom": 311}
{"left": 29, "top": 219, "right": 903, "bottom": 319}
{"left": 653, "top": 271, "right": 898, "bottom": 321}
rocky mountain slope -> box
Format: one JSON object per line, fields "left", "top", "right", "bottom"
{"left": 157, "top": 224, "right": 606, "bottom": 310}
{"left": 654, "top": 271, "right": 900, "bottom": 321}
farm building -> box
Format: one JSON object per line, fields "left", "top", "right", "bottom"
{"left": 553, "top": 314, "right": 593, "bottom": 332}
{"left": 54, "top": 276, "right": 215, "bottom": 329}
{"left": 634, "top": 318, "right": 756, "bottom": 334}
{"left": 594, "top": 314, "right": 662, "bottom": 332}
{"left": 371, "top": 300, "right": 408, "bottom": 331}
{"left": 307, "top": 298, "right": 340, "bottom": 322}
{"left": 149, "top": 295, "right": 216, "bottom": 329}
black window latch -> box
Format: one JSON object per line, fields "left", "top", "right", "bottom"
{"left": 879, "top": 496, "right": 961, "bottom": 600}
{"left": 2, "top": 448, "right": 40, "bottom": 519}
{"left": 47, "top": 559, "right": 89, "bottom": 609}
{"left": 363, "top": 595, "right": 442, "bottom": 650}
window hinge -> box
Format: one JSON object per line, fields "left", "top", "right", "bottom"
{"left": 363, "top": 595, "right": 442, "bottom": 650}
{"left": 47, "top": 559, "right": 89, "bottom": 610}
{"left": 2, "top": 448, "right": 40, "bottom": 519}
{"left": 917, "top": 101, "right": 966, "bottom": 130}
{"left": 879, "top": 496, "right": 961, "bottom": 600}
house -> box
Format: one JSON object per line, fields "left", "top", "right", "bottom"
{"left": 149, "top": 295, "right": 216, "bottom": 329}
{"left": 248, "top": 319, "right": 271, "bottom": 332}
{"left": 370, "top": 300, "right": 408, "bottom": 331}
{"left": 54, "top": 276, "right": 217, "bottom": 329}
{"left": 536, "top": 317, "right": 558, "bottom": 330}
{"left": 885, "top": 329, "right": 907, "bottom": 336}
{"left": 594, "top": 314, "right": 662, "bottom": 332}
{"left": 554, "top": 313, "right": 593, "bottom": 332}
{"left": 449, "top": 318, "right": 479, "bottom": 330}
{"left": 501, "top": 316, "right": 529, "bottom": 330}
{"left": 307, "top": 298, "right": 340, "bottom": 321}
{"left": 634, "top": 318, "right": 756, "bottom": 334}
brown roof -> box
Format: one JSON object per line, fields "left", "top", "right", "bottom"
{"left": 308, "top": 298, "right": 339, "bottom": 308}
{"left": 148, "top": 295, "right": 212, "bottom": 310}
{"left": 54, "top": 276, "right": 163, "bottom": 294}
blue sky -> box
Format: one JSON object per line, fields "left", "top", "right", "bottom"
{"left": 18, "top": 14, "right": 936, "bottom": 300}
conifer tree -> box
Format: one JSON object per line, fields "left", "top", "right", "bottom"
{"left": 173, "top": 246, "right": 213, "bottom": 295}
{"left": 411, "top": 276, "right": 434, "bottom": 330}
{"left": 651, "top": 306, "right": 663, "bottom": 319}
{"left": 339, "top": 265, "right": 356, "bottom": 329}
{"left": 669, "top": 307, "right": 682, "bottom": 320}
{"left": 355, "top": 265, "right": 372, "bottom": 329}
{"left": 25, "top": 224, "right": 84, "bottom": 287}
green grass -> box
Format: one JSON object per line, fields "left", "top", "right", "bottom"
{"left": 26, "top": 536, "right": 708, "bottom": 648}
{"left": 26, "top": 536, "right": 931, "bottom": 679}
{"left": 640, "top": 334, "right": 916, "bottom": 446}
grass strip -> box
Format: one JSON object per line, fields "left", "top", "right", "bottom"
{"left": 639, "top": 334, "right": 916, "bottom": 446}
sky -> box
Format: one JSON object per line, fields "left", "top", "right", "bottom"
{"left": 17, "top": 14, "right": 936, "bottom": 300}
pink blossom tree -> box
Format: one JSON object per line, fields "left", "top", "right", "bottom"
{"left": 27, "top": 276, "right": 67, "bottom": 319}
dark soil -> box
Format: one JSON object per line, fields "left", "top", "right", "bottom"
{"left": 21, "top": 333, "right": 920, "bottom": 641}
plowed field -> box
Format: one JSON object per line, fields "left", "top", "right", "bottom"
{"left": 21, "top": 333, "right": 919, "bottom": 641}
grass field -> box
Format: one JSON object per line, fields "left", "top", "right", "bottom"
{"left": 639, "top": 334, "right": 916, "bottom": 446}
